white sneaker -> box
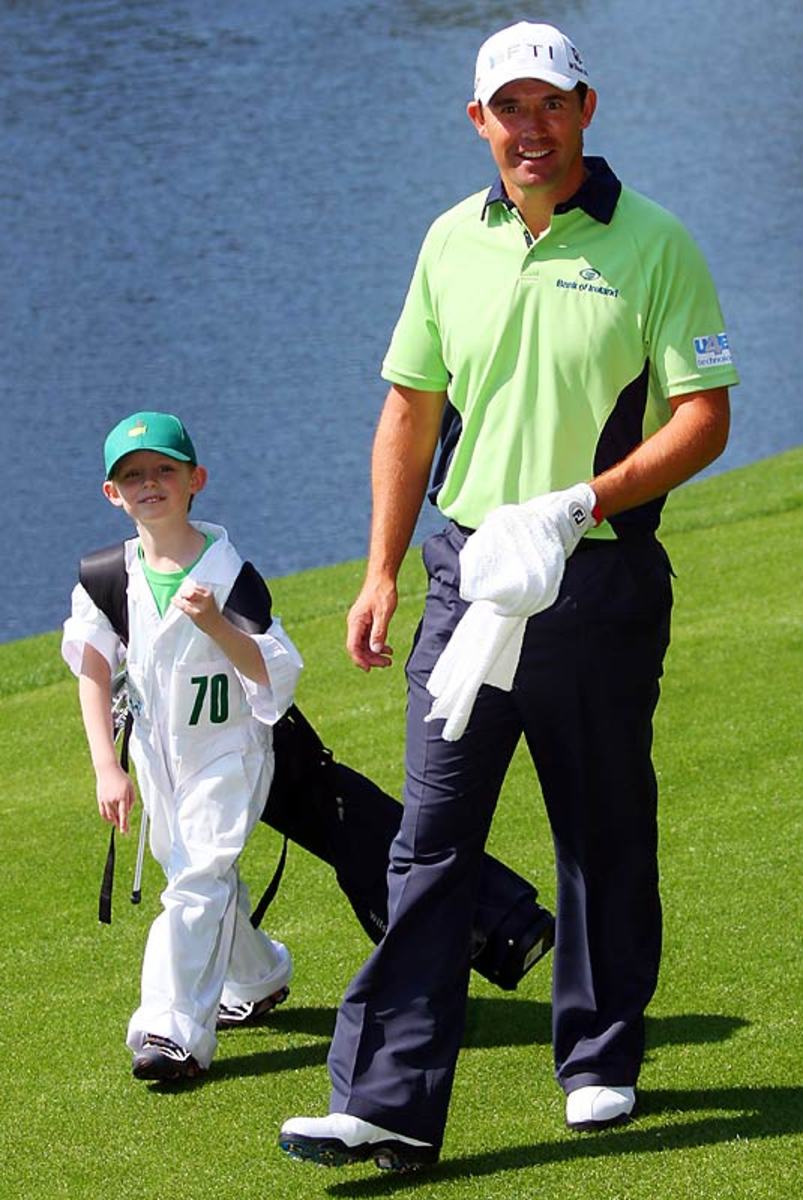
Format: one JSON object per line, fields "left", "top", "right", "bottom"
{"left": 278, "top": 1113, "right": 438, "bottom": 1172}
{"left": 566, "top": 1086, "right": 636, "bottom": 1130}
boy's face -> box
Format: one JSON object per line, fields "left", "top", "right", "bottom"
{"left": 103, "top": 450, "right": 207, "bottom": 526}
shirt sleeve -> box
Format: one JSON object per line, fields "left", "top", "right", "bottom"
{"left": 61, "top": 583, "right": 124, "bottom": 677}
{"left": 238, "top": 615, "right": 303, "bottom": 725}
{"left": 381, "top": 225, "right": 451, "bottom": 392}
{"left": 644, "top": 218, "right": 740, "bottom": 399}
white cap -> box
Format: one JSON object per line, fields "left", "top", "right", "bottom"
{"left": 473, "top": 21, "right": 589, "bottom": 105}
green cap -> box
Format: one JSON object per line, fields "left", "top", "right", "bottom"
{"left": 104, "top": 411, "right": 197, "bottom": 478}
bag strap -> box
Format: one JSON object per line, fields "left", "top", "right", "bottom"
{"left": 97, "top": 710, "right": 133, "bottom": 925}
{"left": 98, "top": 829, "right": 116, "bottom": 925}
{"left": 79, "top": 544, "right": 274, "bottom": 644}
{"left": 249, "top": 834, "right": 289, "bottom": 929}
{"left": 222, "top": 559, "right": 273, "bottom": 634}
{"left": 80, "top": 541, "right": 129, "bottom": 644}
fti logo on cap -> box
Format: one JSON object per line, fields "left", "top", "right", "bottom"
{"left": 128, "top": 422, "right": 148, "bottom": 438}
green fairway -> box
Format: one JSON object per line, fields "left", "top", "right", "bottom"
{"left": 1, "top": 449, "right": 801, "bottom": 1199}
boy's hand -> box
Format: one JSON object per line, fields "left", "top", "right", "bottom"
{"left": 173, "top": 579, "right": 269, "bottom": 684}
{"left": 96, "top": 763, "right": 136, "bottom": 834}
{"left": 172, "top": 580, "right": 223, "bottom": 636}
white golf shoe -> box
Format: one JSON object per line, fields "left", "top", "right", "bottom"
{"left": 565, "top": 1085, "right": 636, "bottom": 1130}
{"left": 278, "top": 1112, "right": 438, "bottom": 1172}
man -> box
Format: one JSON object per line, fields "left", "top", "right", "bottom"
{"left": 279, "top": 20, "right": 738, "bottom": 1172}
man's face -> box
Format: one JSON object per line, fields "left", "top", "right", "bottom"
{"left": 467, "top": 79, "right": 596, "bottom": 203}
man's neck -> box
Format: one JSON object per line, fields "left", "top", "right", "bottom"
{"left": 505, "top": 160, "right": 588, "bottom": 236}
{"left": 515, "top": 193, "right": 556, "bottom": 237}
{"left": 135, "top": 518, "right": 206, "bottom": 572}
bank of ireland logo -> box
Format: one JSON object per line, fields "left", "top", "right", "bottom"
{"left": 555, "top": 266, "right": 619, "bottom": 298}
{"left": 693, "top": 332, "right": 732, "bottom": 368}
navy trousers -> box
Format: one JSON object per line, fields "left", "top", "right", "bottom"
{"left": 328, "top": 522, "right": 673, "bottom": 1147}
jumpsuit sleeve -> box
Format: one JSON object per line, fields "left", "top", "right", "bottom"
{"left": 238, "top": 615, "right": 303, "bottom": 725}
{"left": 61, "top": 583, "right": 124, "bottom": 677}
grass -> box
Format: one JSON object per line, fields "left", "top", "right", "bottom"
{"left": 1, "top": 447, "right": 801, "bottom": 1200}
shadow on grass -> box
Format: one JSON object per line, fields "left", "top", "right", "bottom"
{"left": 462, "top": 999, "right": 748, "bottom": 1051}
{"left": 209, "top": 997, "right": 550, "bottom": 1082}
{"left": 320, "top": 1086, "right": 803, "bottom": 1197}
{"left": 195, "top": 1001, "right": 747, "bottom": 1085}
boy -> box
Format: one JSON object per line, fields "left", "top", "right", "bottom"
{"left": 63, "top": 411, "right": 303, "bottom": 1081}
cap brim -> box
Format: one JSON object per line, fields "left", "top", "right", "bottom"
{"left": 477, "top": 67, "right": 579, "bottom": 106}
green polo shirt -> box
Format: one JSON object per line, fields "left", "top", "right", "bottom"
{"left": 381, "top": 158, "right": 739, "bottom": 537}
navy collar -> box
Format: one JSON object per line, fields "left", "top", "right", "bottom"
{"left": 482, "top": 157, "right": 622, "bottom": 225}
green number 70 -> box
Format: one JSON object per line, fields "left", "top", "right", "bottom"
{"left": 188, "top": 674, "right": 229, "bottom": 725}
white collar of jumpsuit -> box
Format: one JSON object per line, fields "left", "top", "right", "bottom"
{"left": 124, "top": 521, "right": 235, "bottom": 585}
{"left": 124, "top": 521, "right": 239, "bottom": 633}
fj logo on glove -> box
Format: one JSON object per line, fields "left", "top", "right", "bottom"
{"left": 569, "top": 503, "right": 587, "bottom": 527}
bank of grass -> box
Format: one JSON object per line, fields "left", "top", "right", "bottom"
{"left": 1, "top": 448, "right": 801, "bottom": 1200}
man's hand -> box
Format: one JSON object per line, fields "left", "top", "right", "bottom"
{"left": 346, "top": 578, "right": 397, "bottom": 671}
{"left": 346, "top": 384, "right": 445, "bottom": 671}
{"left": 96, "top": 762, "right": 136, "bottom": 834}
{"left": 460, "top": 483, "right": 598, "bottom": 617}
{"left": 521, "top": 482, "right": 598, "bottom": 555}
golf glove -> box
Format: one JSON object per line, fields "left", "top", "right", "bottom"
{"left": 459, "top": 482, "right": 598, "bottom": 617}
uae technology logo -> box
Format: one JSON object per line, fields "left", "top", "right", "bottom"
{"left": 693, "top": 333, "right": 732, "bottom": 368}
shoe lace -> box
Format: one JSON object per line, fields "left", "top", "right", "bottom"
{"left": 142, "top": 1034, "right": 190, "bottom": 1060}
{"left": 218, "top": 1001, "right": 253, "bottom": 1020}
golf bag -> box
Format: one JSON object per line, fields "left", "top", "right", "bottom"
{"left": 79, "top": 542, "right": 555, "bottom": 991}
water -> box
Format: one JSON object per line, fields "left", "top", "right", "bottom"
{"left": 1, "top": 0, "right": 801, "bottom": 643}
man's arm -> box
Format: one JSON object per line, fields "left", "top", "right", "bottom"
{"left": 592, "top": 387, "right": 730, "bottom": 518}
{"left": 347, "top": 384, "right": 447, "bottom": 670}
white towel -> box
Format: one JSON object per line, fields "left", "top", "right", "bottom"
{"left": 425, "top": 484, "right": 596, "bottom": 741}
{"left": 425, "top": 602, "right": 525, "bottom": 741}
{"left": 459, "top": 499, "right": 568, "bottom": 615}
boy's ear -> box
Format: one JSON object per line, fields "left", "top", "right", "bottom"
{"left": 189, "top": 465, "right": 208, "bottom": 496}
{"left": 102, "top": 479, "right": 125, "bottom": 508}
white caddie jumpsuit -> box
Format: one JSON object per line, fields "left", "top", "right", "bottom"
{"left": 62, "top": 522, "right": 303, "bottom": 1067}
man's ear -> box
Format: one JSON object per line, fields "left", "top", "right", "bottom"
{"left": 189, "top": 465, "right": 208, "bottom": 496}
{"left": 466, "top": 99, "right": 489, "bottom": 140}
{"left": 580, "top": 87, "right": 597, "bottom": 130}
{"left": 102, "top": 479, "right": 125, "bottom": 508}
